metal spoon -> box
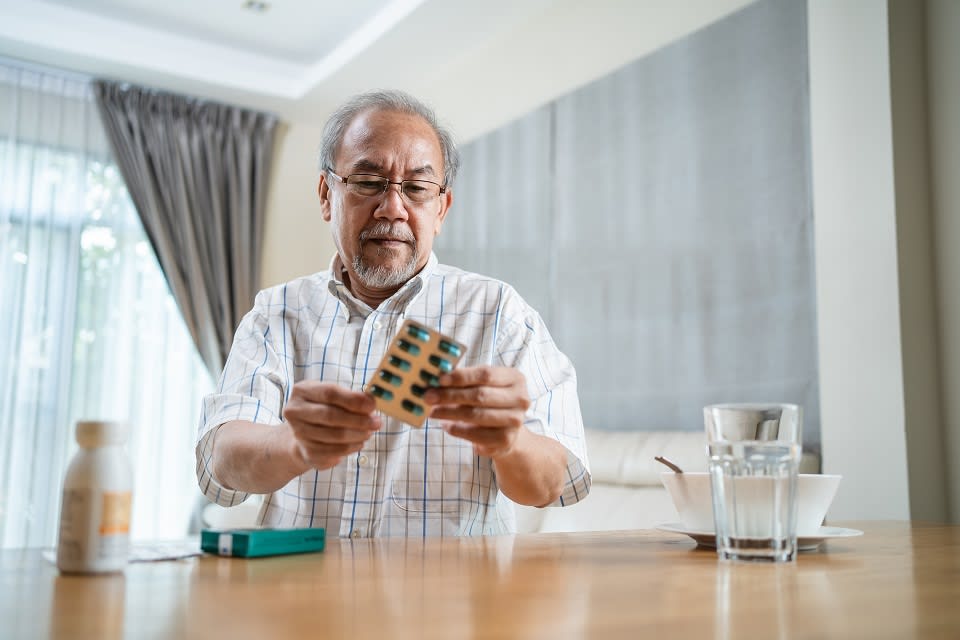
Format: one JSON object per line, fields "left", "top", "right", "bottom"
{"left": 654, "top": 456, "right": 683, "bottom": 473}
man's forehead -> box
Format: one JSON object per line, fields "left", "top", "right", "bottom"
{"left": 339, "top": 109, "right": 442, "bottom": 159}
{"left": 349, "top": 157, "right": 438, "bottom": 177}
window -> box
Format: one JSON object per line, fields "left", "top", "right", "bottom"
{"left": 0, "top": 62, "right": 213, "bottom": 548}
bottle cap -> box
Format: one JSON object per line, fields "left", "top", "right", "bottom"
{"left": 75, "top": 420, "right": 127, "bottom": 447}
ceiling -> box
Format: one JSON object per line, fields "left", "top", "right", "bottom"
{"left": 0, "top": 0, "right": 754, "bottom": 141}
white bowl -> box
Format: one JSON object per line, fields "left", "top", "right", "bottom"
{"left": 660, "top": 471, "right": 841, "bottom": 536}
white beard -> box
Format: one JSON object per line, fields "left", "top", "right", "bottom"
{"left": 352, "top": 248, "right": 418, "bottom": 288}
{"left": 330, "top": 193, "right": 420, "bottom": 289}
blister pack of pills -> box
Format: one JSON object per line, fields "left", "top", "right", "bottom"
{"left": 364, "top": 319, "right": 467, "bottom": 427}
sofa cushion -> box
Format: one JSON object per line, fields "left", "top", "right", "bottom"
{"left": 516, "top": 428, "right": 821, "bottom": 533}
{"left": 585, "top": 428, "right": 708, "bottom": 486}
{"left": 584, "top": 428, "right": 819, "bottom": 487}
{"left": 514, "top": 484, "right": 681, "bottom": 533}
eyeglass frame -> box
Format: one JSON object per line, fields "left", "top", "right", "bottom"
{"left": 325, "top": 168, "right": 447, "bottom": 204}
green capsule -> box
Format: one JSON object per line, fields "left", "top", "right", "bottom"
{"left": 410, "top": 384, "right": 427, "bottom": 398}
{"left": 428, "top": 354, "right": 452, "bottom": 373}
{"left": 379, "top": 370, "right": 403, "bottom": 387}
{"left": 419, "top": 370, "right": 440, "bottom": 387}
{"left": 369, "top": 385, "right": 394, "bottom": 401}
{"left": 397, "top": 339, "right": 421, "bottom": 356}
{"left": 402, "top": 399, "right": 424, "bottom": 416}
{"left": 388, "top": 355, "right": 411, "bottom": 371}
{"left": 406, "top": 324, "right": 431, "bottom": 342}
{"left": 438, "top": 340, "right": 462, "bottom": 358}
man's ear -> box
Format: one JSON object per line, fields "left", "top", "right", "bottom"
{"left": 434, "top": 189, "right": 453, "bottom": 235}
{"left": 319, "top": 173, "right": 332, "bottom": 222}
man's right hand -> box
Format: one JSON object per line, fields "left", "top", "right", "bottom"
{"left": 281, "top": 380, "right": 382, "bottom": 471}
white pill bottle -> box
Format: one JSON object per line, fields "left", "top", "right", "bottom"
{"left": 56, "top": 420, "right": 133, "bottom": 574}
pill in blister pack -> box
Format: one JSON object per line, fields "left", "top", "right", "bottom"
{"left": 364, "top": 319, "right": 467, "bottom": 427}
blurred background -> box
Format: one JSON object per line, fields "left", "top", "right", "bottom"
{"left": 1, "top": 0, "right": 957, "bottom": 548}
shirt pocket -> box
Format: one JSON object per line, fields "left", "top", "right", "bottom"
{"left": 388, "top": 434, "right": 493, "bottom": 515}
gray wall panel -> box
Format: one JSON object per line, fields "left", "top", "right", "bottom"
{"left": 437, "top": 0, "right": 820, "bottom": 451}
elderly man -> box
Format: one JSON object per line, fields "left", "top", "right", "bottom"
{"left": 197, "top": 90, "right": 590, "bottom": 537}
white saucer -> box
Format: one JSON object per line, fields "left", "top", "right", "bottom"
{"left": 655, "top": 523, "right": 864, "bottom": 551}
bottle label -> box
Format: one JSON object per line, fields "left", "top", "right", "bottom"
{"left": 57, "top": 488, "right": 92, "bottom": 562}
{"left": 100, "top": 491, "right": 132, "bottom": 535}
{"left": 57, "top": 488, "right": 131, "bottom": 572}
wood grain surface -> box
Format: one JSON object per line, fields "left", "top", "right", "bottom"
{"left": 1, "top": 521, "right": 957, "bottom": 639}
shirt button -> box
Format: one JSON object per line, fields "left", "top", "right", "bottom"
{"left": 351, "top": 529, "right": 362, "bottom": 539}
{"left": 372, "top": 320, "right": 383, "bottom": 331}
{"left": 358, "top": 454, "right": 368, "bottom": 467}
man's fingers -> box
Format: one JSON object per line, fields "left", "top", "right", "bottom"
{"left": 296, "top": 441, "right": 364, "bottom": 467}
{"left": 290, "top": 380, "right": 376, "bottom": 414}
{"left": 423, "top": 384, "right": 527, "bottom": 409}
{"left": 438, "top": 366, "right": 523, "bottom": 389}
{"left": 288, "top": 422, "right": 378, "bottom": 446}
{"left": 441, "top": 423, "right": 502, "bottom": 441}
{"left": 298, "top": 440, "right": 364, "bottom": 458}
{"left": 283, "top": 401, "right": 380, "bottom": 435}
{"left": 440, "top": 422, "right": 520, "bottom": 458}
{"left": 282, "top": 381, "right": 381, "bottom": 457}
{"left": 424, "top": 366, "right": 530, "bottom": 413}
{"left": 429, "top": 406, "right": 524, "bottom": 428}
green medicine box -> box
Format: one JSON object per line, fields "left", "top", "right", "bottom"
{"left": 201, "top": 527, "right": 326, "bottom": 558}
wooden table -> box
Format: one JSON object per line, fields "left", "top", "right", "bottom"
{"left": 1, "top": 521, "right": 957, "bottom": 639}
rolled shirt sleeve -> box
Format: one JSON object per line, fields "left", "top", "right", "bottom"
{"left": 196, "top": 291, "right": 287, "bottom": 507}
{"left": 493, "top": 288, "right": 591, "bottom": 507}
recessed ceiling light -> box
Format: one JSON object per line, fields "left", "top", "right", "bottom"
{"left": 242, "top": 0, "right": 271, "bottom": 12}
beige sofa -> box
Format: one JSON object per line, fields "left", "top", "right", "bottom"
{"left": 514, "top": 429, "right": 708, "bottom": 533}
{"left": 515, "top": 428, "right": 819, "bottom": 533}
{"left": 202, "top": 428, "right": 818, "bottom": 533}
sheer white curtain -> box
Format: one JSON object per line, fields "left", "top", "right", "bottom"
{"left": 0, "top": 59, "right": 213, "bottom": 548}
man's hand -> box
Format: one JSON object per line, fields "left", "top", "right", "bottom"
{"left": 424, "top": 365, "right": 567, "bottom": 506}
{"left": 282, "top": 380, "right": 382, "bottom": 471}
{"left": 423, "top": 366, "right": 530, "bottom": 458}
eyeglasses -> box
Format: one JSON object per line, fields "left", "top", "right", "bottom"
{"left": 326, "top": 169, "right": 446, "bottom": 205}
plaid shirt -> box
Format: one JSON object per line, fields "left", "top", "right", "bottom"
{"left": 196, "top": 253, "right": 590, "bottom": 537}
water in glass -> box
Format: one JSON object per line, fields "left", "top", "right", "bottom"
{"left": 709, "top": 440, "right": 800, "bottom": 562}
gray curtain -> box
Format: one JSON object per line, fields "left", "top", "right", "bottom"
{"left": 436, "top": 0, "right": 820, "bottom": 451}
{"left": 92, "top": 81, "right": 278, "bottom": 377}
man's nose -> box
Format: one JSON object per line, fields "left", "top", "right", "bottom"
{"left": 374, "top": 183, "right": 409, "bottom": 221}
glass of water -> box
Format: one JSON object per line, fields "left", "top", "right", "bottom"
{"left": 704, "top": 403, "right": 802, "bottom": 562}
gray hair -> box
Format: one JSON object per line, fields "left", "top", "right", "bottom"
{"left": 318, "top": 90, "right": 461, "bottom": 187}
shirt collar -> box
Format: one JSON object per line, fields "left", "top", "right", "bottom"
{"left": 327, "top": 252, "right": 437, "bottom": 315}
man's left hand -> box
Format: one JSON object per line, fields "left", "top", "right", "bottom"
{"left": 423, "top": 366, "right": 530, "bottom": 458}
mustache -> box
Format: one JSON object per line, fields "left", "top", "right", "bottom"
{"left": 359, "top": 222, "right": 415, "bottom": 244}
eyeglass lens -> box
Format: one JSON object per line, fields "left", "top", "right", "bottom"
{"left": 346, "top": 175, "right": 440, "bottom": 204}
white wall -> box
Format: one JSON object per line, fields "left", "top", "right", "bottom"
{"left": 260, "top": 121, "right": 336, "bottom": 288}
{"left": 807, "top": 1, "right": 912, "bottom": 520}
{"left": 929, "top": 0, "right": 960, "bottom": 522}
{"left": 412, "top": 0, "right": 757, "bottom": 142}
{"left": 808, "top": 0, "right": 958, "bottom": 522}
